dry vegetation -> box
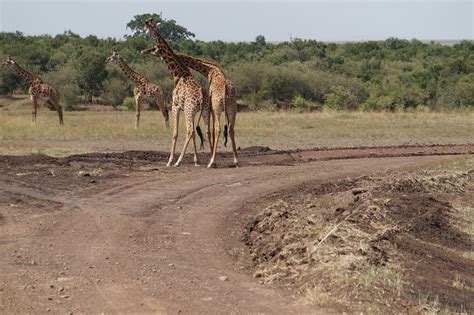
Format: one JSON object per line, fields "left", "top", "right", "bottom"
{"left": 244, "top": 158, "right": 473, "bottom": 313}
{"left": 1, "top": 98, "right": 473, "bottom": 156}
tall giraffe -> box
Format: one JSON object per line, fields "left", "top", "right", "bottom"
{"left": 141, "top": 49, "right": 239, "bottom": 168}
{"left": 1, "top": 56, "right": 63, "bottom": 125}
{"left": 106, "top": 50, "right": 169, "bottom": 129}
{"left": 143, "top": 18, "right": 211, "bottom": 167}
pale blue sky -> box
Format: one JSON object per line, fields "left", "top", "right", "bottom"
{"left": 0, "top": 0, "right": 472, "bottom": 41}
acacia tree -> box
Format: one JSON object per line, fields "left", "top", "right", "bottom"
{"left": 126, "top": 13, "right": 195, "bottom": 43}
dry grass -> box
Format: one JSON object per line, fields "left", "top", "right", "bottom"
{"left": 0, "top": 101, "right": 473, "bottom": 156}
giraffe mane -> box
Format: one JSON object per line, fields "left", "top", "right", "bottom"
{"left": 174, "top": 53, "right": 221, "bottom": 69}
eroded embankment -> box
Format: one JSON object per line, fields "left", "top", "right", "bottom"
{"left": 244, "top": 160, "right": 473, "bottom": 313}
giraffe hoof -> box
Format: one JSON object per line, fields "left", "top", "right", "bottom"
{"left": 207, "top": 163, "right": 216, "bottom": 169}
{"left": 166, "top": 162, "right": 172, "bottom": 167}
{"left": 194, "top": 163, "right": 200, "bottom": 167}
{"left": 173, "top": 162, "right": 181, "bottom": 167}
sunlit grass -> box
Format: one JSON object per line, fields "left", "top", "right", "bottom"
{"left": 0, "top": 107, "right": 473, "bottom": 156}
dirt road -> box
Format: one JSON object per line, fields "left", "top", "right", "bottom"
{"left": 0, "top": 144, "right": 473, "bottom": 314}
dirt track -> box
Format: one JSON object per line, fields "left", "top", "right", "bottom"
{"left": 0, "top": 144, "right": 473, "bottom": 314}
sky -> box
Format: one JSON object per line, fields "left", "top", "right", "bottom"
{"left": 0, "top": 0, "right": 472, "bottom": 42}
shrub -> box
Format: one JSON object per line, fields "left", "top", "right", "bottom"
{"left": 323, "top": 86, "right": 358, "bottom": 110}
{"left": 101, "top": 77, "right": 129, "bottom": 107}
{"left": 123, "top": 96, "right": 136, "bottom": 111}
{"left": 361, "top": 95, "right": 394, "bottom": 112}
{"left": 60, "top": 83, "right": 81, "bottom": 110}
{"left": 291, "top": 95, "right": 309, "bottom": 112}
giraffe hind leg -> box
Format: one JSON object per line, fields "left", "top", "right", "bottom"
{"left": 227, "top": 110, "right": 238, "bottom": 167}
{"left": 47, "top": 100, "right": 64, "bottom": 126}
{"left": 31, "top": 96, "right": 38, "bottom": 125}
{"left": 134, "top": 94, "right": 142, "bottom": 129}
{"left": 167, "top": 106, "right": 180, "bottom": 167}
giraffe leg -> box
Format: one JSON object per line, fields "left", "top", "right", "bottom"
{"left": 134, "top": 94, "right": 141, "bottom": 129}
{"left": 207, "top": 110, "right": 221, "bottom": 168}
{"left": 31, "top": 95, "right": 38, "bottom": 125}
{"left": 192, "top": 126, "right": 199, "bottom": 166}
{"left": 57, "top": 104, "right": 64, "bottom": 126}
{"left": 202, "top": 108, "right": 212, "bottom": 154}
{"left": 227, "top": 110, "right": 238, "bottom": 167}
{"left": 174, "top": 110, "right": 195, "bottom": 167}
{"left": 48, "top": 100, "right": 64, "bottom": 126}
{"left": 167, "top": 106, "right": 180, "bottom": 167}
{"left": 156, "top": 95, "right": 169, "bottom": 129}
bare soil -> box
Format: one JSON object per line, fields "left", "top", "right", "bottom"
{"left": 0, "top": 144, "right": 473, "bottom": 314}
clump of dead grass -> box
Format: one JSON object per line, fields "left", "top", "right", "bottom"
{"left": 244, "top": 160, "right": 474, "bottom": 313}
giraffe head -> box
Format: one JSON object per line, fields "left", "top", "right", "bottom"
{"left": 105, "top": 50, "right": 122, "bottom": 64}
{"left": 1, "top": 56, "right": 16, "bottom": 68}
{"left": 143, "top": 18, "right": 159, "bottom": 35}
{"left": 141, "top": 47, "right": 162, "bottom": 60}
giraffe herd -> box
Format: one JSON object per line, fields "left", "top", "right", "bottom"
{"left": 1, "top": 18, "right": 238, "bottom": 168}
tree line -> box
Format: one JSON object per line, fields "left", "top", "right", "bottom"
{"left": 1, "top": 14, "right": 473, "bottom": 111}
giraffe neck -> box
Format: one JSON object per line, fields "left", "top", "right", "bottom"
{"left": 175, "top": 54, "right": 215, "bottom": 77}
{"left": 116, "top": 58, "right": 148, "bottom": 85}
{"left": 147, "top": 27, "right": 191, "bottom": 80}
{"left": 12, "top": 63, "right": 42, "bottom": 84}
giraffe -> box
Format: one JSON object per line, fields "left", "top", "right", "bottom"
{"left": 1, "top": 56, "right": 63, "bottom": 125}
{"left": 141, "top": 49, "right": 239, "bottom": 168}
{"left": 142, "top": 18, "right": 211, "bottom": 167}
{"left": 106, "top": 50, "right": 169, "bottom": 129}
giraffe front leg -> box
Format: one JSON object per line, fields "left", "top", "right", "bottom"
{"left": 31, "top": 95, "right": 38, "bottom": 125}
{"left": 207, "top": 110, "right": 221, "bottom": 168}
{"left": 134, "top": 94, "right": 141, "bottom": 129}
{"left": 174, "top": 111, "right": 195, "bottom": 167}
{"left": 167, "top": 106, "right": 180, "bottom": 167}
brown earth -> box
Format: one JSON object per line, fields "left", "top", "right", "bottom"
{"left": 0, "top": 144, "right": 473, "bottom": 314}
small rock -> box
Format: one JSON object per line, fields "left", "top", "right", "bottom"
{"left": 59, "top": 287, "right": 64, "bottom": 292}
{"left": 219, "top": 276, "right": 228, "bottom": 281}
{"left": 77, "top": 171, "right": 90, "bottom": 177}
{"left": 61, "top": 295, "right": 70, "bottom": 299}
{"left": 351, "top": 188, "right": 367, "bottom": 195}
{"left": 46, "top": 308, "right": 51, "bottom": 312}
{"left": 49, "top": 284, "right": 54, "bottom": 289}
{"left": 167, "top": 263, "right": 174, "bottom": 267}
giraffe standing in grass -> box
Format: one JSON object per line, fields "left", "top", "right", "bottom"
{"left": 142, "top": 49, "right": 239, "bottom": 168}
{"left": 106, "top": 50, "right": 169, "bottom": 129}
{"left": 1, "top": 56, "right": 63, "bottom": 125}
{"left": 143, "top": 18, "right": 211, "bottom": 167}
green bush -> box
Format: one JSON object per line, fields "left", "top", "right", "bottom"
{"left": 61, "top": 83, "right": 81, "bottom": 110}
{"left": 123, "top": 96, "right": 136, "bottom": 111}
{"left": 361, "top": 95, "right": 394, "bottom": 112}
{"left": 101, "top": 78, "right": 129, "bottom": 106}
{"left": 291, "top": 95, "right": 309, "bottom": 112}
{"left": 323, "top": 86, "right": 358, "bottom": 110}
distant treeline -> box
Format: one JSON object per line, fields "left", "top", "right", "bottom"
{"left": 1, "top": 31, "right": 473, "bottom": 111}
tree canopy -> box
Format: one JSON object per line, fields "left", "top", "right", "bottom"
{"left": 126, "top": 13, "right": 195, "bottom": 42}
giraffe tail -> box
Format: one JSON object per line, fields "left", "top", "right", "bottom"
{"left": 223, "top": 86, "right": 229, "bottom": 147}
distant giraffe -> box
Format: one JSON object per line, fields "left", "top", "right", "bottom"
{"left": 143, "top": 18, "right": 211, "bottom": 167}
{"left": 106, "top": 50, "right": 169, "bottom": 129}
{"left": 2, "top": 56, "right": 63, "bottom": 125}
{"left": 142, "top": 49, "right": 239, "bottom": 168}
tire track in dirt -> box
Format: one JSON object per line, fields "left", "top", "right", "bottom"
{"left": 0, "top": 145, "right": 472, "bottom": 313}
